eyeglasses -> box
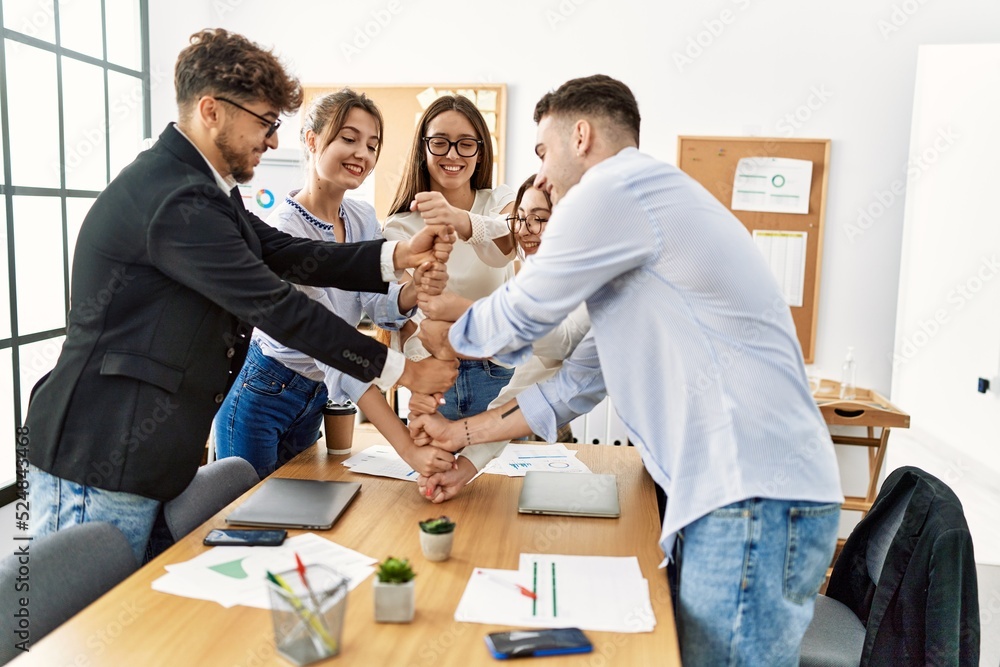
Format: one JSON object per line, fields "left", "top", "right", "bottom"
{"left": 422, "top": 136, "right": 482, "bottom": 157}
{"left": 506, "top": 214, "right": 549, "bottom": 235}
{"left": 215, "top": 96, "right": 281, "bottom": 138}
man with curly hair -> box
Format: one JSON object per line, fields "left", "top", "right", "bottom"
{"left": 23, "top": 29, "right": 457, "bottom": 563}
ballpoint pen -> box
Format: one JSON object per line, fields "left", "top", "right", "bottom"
{"left": 476, "top": 569, "right": 538, "bottom": 600}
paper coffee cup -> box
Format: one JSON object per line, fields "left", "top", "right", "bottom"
{"left": 323, "top": 403, "right": 357, "bottom": 456}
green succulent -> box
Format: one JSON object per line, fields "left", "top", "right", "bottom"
{"left": 419, "top": 516, "right": 456, "bottom": 534}
{"left": 376, "top": 557, "right": 416, "bottom": 583}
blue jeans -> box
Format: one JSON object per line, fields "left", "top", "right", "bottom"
{"left": 438, "top": 359, "right": 514, "bottom": 421}
{"left": 675, "top": 498, "right": 840, "bottom": 667}
{"left": 215, "top": 342, "right": 328, "bottom": 479}
{"left": 27, "top": 463, "right": 159, "bottom": 565}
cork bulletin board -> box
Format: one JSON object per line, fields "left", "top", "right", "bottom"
{"left": 302, "top": 84, "right": 507, "bottom": 220}
{"left": 676, "top": 136, "right": 831, "bottom": 363}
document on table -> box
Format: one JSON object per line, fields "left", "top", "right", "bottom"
{"left": 342, "top": 444, "right": 419, "bottom": 482}
{"left": 732, "top": 157, "right": 812, "bottom": 214}
{"left": 481, "top": 443, "right": 593, "bottom": 477}
{"left": 151, "top": 533, "right": 376, "bottom": 609}
{"left": 454, "top": 554, "right": 655, "bottom": 633}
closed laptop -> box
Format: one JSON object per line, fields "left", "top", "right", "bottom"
{"left": 226, "top": 478, "right": 361, "bottom": 530}
{"left": 518, "top": 471, "right": 620, "bottom": 518}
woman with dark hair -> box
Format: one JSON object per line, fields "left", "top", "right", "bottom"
{"left": 384, "top": 95, "right": 516, "bottom": 420}
{"left": 214, "top": 89, "right": 455, "bottom": 479}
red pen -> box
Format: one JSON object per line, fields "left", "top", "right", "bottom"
{"left": 476, "top": 569, "right": 537, "bottom": 600}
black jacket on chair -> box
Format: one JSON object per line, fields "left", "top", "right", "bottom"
{"left": 826, "top": 466, "right": 979, "bottom": 666}
{"left": 26, "top": 124, "right": 391, "bottom": 501}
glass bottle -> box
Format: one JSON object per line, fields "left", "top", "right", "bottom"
{"left": 840, "top": 346, "right": 857, "bottom": 400}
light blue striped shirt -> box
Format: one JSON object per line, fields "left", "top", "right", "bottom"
{"left": 449, "top": 147, "right": 843, "bottom": 557}
{"left": 255, "top": 194, "right": 412, "bottom": 403}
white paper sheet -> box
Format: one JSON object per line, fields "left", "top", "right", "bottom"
{"left": 752, "top": 229, "right": 808, "bottom": 307}
{"left": 341, "top": 444, "right": 419, "bottom": 482}
{"left": 152, "top": 533, "right": 376, "bottom": 609}
{"left": 489, "top": 443, "right": 591, "bottom": 477}
{"left": 454, "top": 554, "right": 655, "bottom": 633}
{"left": 732, "top": 157, "right": 812, "bottom": 215}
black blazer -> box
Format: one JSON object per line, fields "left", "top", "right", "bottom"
{"left": 826, "top": 466, "right": 980, "bottom": 666}
{"left": 26, "top": 124, "right": 392, "bottom": 500}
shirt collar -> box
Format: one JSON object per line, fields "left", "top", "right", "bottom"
{"left": 172, "top": 123, "right": 238, "bottom": 194}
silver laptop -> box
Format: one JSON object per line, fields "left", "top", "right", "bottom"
{"left": 226, "top": 478, "right": 361, "bottom": 530}
{"left": 518, "top": 471, "right": 620, "bottom": 518}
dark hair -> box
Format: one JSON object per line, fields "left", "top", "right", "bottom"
{"left": 388, "top": 95, "right": 494, "bottom": 215}
{"left": 175, "top": 28, "right": 303, "bottom": 120}
{"left": 533, "top": 74, "right": 640, "bottom": 145}
{"left": 301, "top": 89, "right": 384, "bottom": 162}
{"left": 508, "top": 173, "right": 553, "bottom": 251}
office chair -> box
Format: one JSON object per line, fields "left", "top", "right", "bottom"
{"left": 162, "top": 457, "right": 260, "bottom": 541}
{"left": 0, "top": 522, "right": 138, "bottom": 665}
{"left": 800, "top": 466, "right": 979, "bottom": 666}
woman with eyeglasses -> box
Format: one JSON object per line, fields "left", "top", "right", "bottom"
{"left": 384, "top": 95, "right": 516, "bottom": 421}
{"left": 213, "top": 89, "right": 456, "bottom": 480}
{"left": 408, "top": 174, "right": 592, "bottom": 502}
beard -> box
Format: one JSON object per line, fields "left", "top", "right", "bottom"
{"left": 215, "top": 127, "right": 256, "bottom": 183}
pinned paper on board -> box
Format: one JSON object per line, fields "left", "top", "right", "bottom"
{"left": 732, "top": 157, "right": 812, "bottom": 215}
{"left": 477, "top": 89, "right": 497, "bottom": 111}
{"left": 753, "top": 230, "right": 807, "bottom": 307}
{"left": 416, "top": 87, "right": 438, "bottom": 110}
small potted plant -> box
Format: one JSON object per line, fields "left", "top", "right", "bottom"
{"left": 373, "top": 557, "right": 416, "bottom": 623}
{"left": 418, "top": 516, "right": 456, "bottom": 562}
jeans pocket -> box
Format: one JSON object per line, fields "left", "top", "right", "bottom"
{"left": 783, "top": 502, "right": 840, "bottom": 604}
{"left": 242, "top": 366, "right": 287, "bottom": 397}
{"left": 484, "top": 362, "right": 515, "bottom": 380}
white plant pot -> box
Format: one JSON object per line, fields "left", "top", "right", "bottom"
{"left": 419, "top": 530, "right": 455, "bottom": 562}
{"left": 373, "top": 579, "right": 415, "bottom": 623}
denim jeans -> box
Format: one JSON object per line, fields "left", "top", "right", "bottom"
{"left": 674, "top": 497, "right": 840, "bottom": 667}
{"left": 214, "top": 342, "right": 328, "bottom": 479}
{"left": 438, "top": 359, "right": 514, "bottom": 421}
{"left": 27, "top": 463, "right": 159, "bottom": 565}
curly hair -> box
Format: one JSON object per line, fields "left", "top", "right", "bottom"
{"left": 534, "top": 74, "right": 640, "bottom": 146}
{"left": 175, "top": 28, "right": 303, "bottom": 120}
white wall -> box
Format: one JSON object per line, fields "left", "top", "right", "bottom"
{"left": 889, "top": 44, "right": 1000, "bottom": 563}
{"left": 147, "top": 1, "right": 1000, "bottom": 554}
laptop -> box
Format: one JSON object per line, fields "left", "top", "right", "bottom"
{"left": 518, "top": 471, "right": 620, "bottom": 518}
{"left": 226, "top": 478, "right": 361, "bottom": 530}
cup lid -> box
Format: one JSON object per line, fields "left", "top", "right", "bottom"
{"left": 323, "top": 402, "right": 357, "bottom": 416}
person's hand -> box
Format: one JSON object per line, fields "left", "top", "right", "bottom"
{"left": 407, "top": 411, "right": 465, "bottom": 453}
{"left": 413, "top": 261, "right": 449, "bottom": 297}
{"left": 417, "top": 457, "right": 478, "bottom": 503}
{"left": 417, "top": 291, "right": 472, "bottom": 322}
{"left": 397, "top": 356, "right": 458, "bottom": 395}
{"left": 397, "top": 442, "right": 456, "bottom": 477}
{"left": 394, "top": 222, "right": 455, "bottom": 268}
{"left": 411, "top": 192, "right": 472, "bottom": 239}
{"left": 408, "top": 391, "right": 445, "bottom": 416}
{"left": 417, "top": 319, "right": 457, "bottom": 360}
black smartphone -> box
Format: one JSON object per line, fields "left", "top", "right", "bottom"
{"left": 484, "top": 628, "right": 592, "bottom": 659}
{"left": 203, "top": 528, "right": 287, "bottom": 547}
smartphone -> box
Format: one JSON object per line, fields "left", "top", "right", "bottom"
{"left": 484, "top": 628, "right": 592, "bottom": 659}
{"left": 203, "top": 528, "right": 287, "bottom": 547}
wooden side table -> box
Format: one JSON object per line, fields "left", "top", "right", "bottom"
{"left": 813, "top": 378, "right": 910, "bottom": 517}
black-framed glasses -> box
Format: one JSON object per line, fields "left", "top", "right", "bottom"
{"left": 506, "top": 214, "right": 548, "bottom": 235}
{"left": 216, "top": 96, "right": 281, "bottom": 138}
{"left": 422, "top": 136, "right": 482, "bottom": 157}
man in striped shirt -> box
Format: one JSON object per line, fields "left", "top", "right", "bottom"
{"left": 416, "top": 75, "right": 843, "bottom": 666}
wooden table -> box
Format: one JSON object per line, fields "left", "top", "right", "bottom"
{"left": 12, "top": 426, "right": 679, "bottom": 666}
{"left": 813, "top": 379, "right": 910, "bottom": 517}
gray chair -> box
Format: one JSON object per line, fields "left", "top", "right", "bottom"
{"left": 799, "top": 485, "right": 914, "bottom": 667}
{"left": 162, "top": 457, "right": 260, "bottom": 541}
{"left": 0, "top": 522, "right": 137, "bottom": 665}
